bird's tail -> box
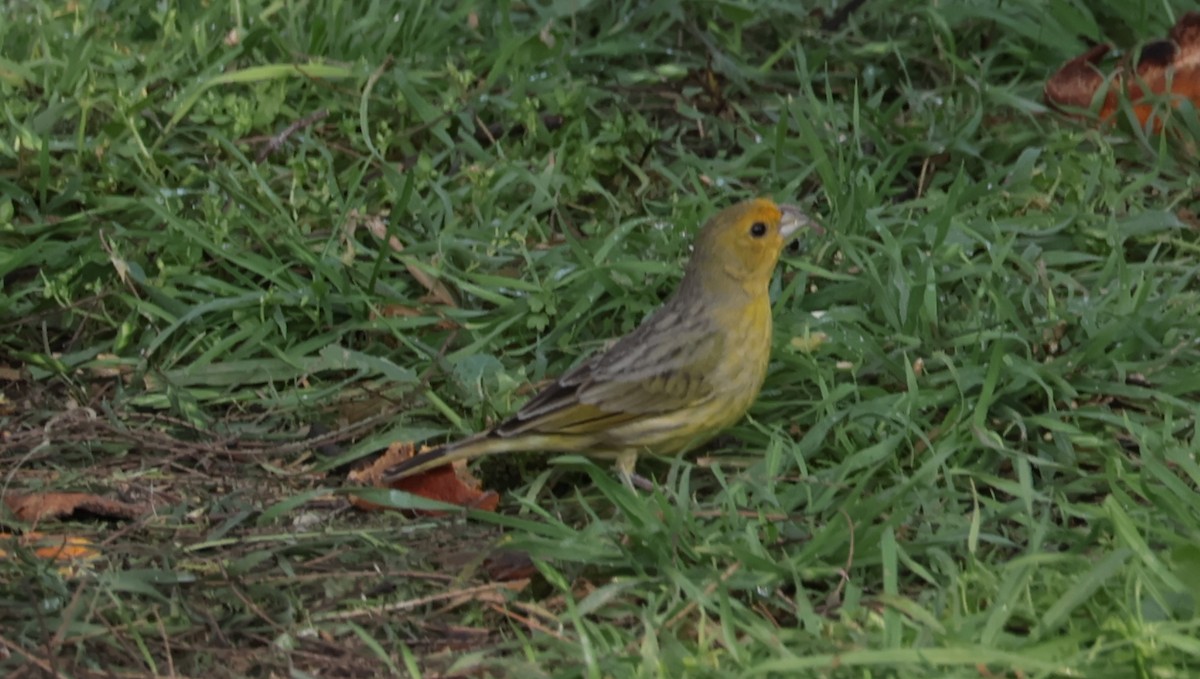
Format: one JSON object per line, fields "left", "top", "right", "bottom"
{"left": 380, "top": 431, "right": 562, "bottom": 482}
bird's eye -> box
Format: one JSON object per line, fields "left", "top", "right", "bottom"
{"left": 749, "top": 222, "right": 768, "bottom": 238}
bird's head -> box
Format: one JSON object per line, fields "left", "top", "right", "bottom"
{"left": 683, "top": 198, "right": 819, "bottom": 297}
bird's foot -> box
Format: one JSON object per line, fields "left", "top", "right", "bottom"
{"left": 614, "top": 450, "right": 654, "bottom": 491}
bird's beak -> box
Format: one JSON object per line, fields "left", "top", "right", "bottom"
{"left": 778, "top": 204, "right": 822, "bottom": 240}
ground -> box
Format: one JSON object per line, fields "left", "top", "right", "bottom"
{"left": 2, "top": 0, "right": 1200, "bottom": 677}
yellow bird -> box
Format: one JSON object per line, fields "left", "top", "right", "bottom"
{"left": 383, "top": 198, "right": 819, "bottom": 487}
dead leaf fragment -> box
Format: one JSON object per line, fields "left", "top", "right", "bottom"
{"left": 375, "top": 303, "right": 458, "bottom": 330}
{"left": 339, "top": 209, "right": 459, "bottom": 307}
{"left": 539, "top": 20, "right": 556, "bottom": 48}
{"left": 482, "top": 549, "right": 538, "bottom": 582}
{"left": 789, "top": 331, "right": 828, "bottom": 353}
{"left": 0, "top": 363, "right": 22, "bottom": 381}
{"left": 356, "top": 210, "right": 459, "bottom": 308}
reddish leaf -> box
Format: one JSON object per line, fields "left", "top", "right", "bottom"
{"left": 349, "top": 442, "right": 499, "bottom": 515}
{"left": 1045, "top": 12, "right": 1200, "bottom": 130}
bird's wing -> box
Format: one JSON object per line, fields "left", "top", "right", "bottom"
{"left": 495, "top": 306, "right": 721, "bottom": 437}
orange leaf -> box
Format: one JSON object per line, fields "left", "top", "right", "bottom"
{"left": 3, "top": 492, "right": 145, "bottom": 523}
{"left": 1045, "top": 12, "right": 1200, "bottom": 130}
{"left": 348, "top": 442, "right": 499, "bottom": 515}
{"left": 0, "top": 532, "right": 102, "bottom": 575}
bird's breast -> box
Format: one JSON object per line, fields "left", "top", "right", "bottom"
{"left": 707, "top": 294, "right": 773, "bottom": 418}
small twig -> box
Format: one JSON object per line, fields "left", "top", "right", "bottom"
{"left": 472, "top": 113, "right": 565, "bottom": 146}
{"left": 49, "top": 577, "right": 89, "bottom": 656}
{"left": 474, "top": 114, "right": 500, "bottom": 147}
{"left": 665, "top": 561, "right": 742, "bottom": 629}
{"left": 487, "top": 601, "right": 567, "bottom": 640}
{"left": 0, "top": 407, "right": 396, "bottom": 462}
{"left": 155, "top": 609, "right": 176, "bottom": 679}
{"left": 916, "top": 155, "right": 932, "bottom": 200}
{"left": 316, "top": 581, "right": 527, "bottom": 622}
{"left": 0, "top": 632, "right": 58, "bottom": 676}
{"left": 753, "top": 600, "right": 781, "bottom": 628}
{"left": 196, "top": 605, "right": 232, "bottom": 648}
{"left": 94, "top": 610, "right": 151, "bottom": 675}
{"left": 218, "top": 563, "right": 289, "bottom": 634}
{"left": 824, "top": 509, "right": 856, "bottom": 610}
{"left": 238, "top": 568, "right": 454, "bottom": 587}
{"left": 254, "top": 109, "right": 329, "bottom": 162}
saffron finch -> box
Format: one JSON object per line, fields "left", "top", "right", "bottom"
{"left": 384, "top": 198, "right": 818, "bottom": 487}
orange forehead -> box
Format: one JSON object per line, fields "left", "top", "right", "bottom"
{"left": 741, "top": 198, "right": 782, "bottom": 225}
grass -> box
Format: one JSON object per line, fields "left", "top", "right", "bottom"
{"left": 3, "top": 0, "right": 1200, "bottom": 676}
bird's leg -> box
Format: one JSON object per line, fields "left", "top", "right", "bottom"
{"left": 614, "top": 450, "right": 638, "bottom": 488}
{"left": 614, "top": 450, "right": 654, "bottom": 491}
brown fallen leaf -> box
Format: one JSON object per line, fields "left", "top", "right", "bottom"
{"left": 482, "top": 549, "right": 538, "bottom": 582}
{"left": 86, "top": 353, "right": 136, "bottom": 379}
{"left": 0, "top": 362, "right": 23, "bottom": 381}
{"left": 349, "top": 442, "right": 499, "bottom": 515}
{"left": 434, "top": 544, "right": 538, "bottom": 583}
{"left": 3, "top": 492, "right": 146, "bottom": 523}
{"left": 1178, "top": 207, "right": 1200, "bottom": 229}
{"left": 1045, "top": 12, "right": 1200, "bottom": 130}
